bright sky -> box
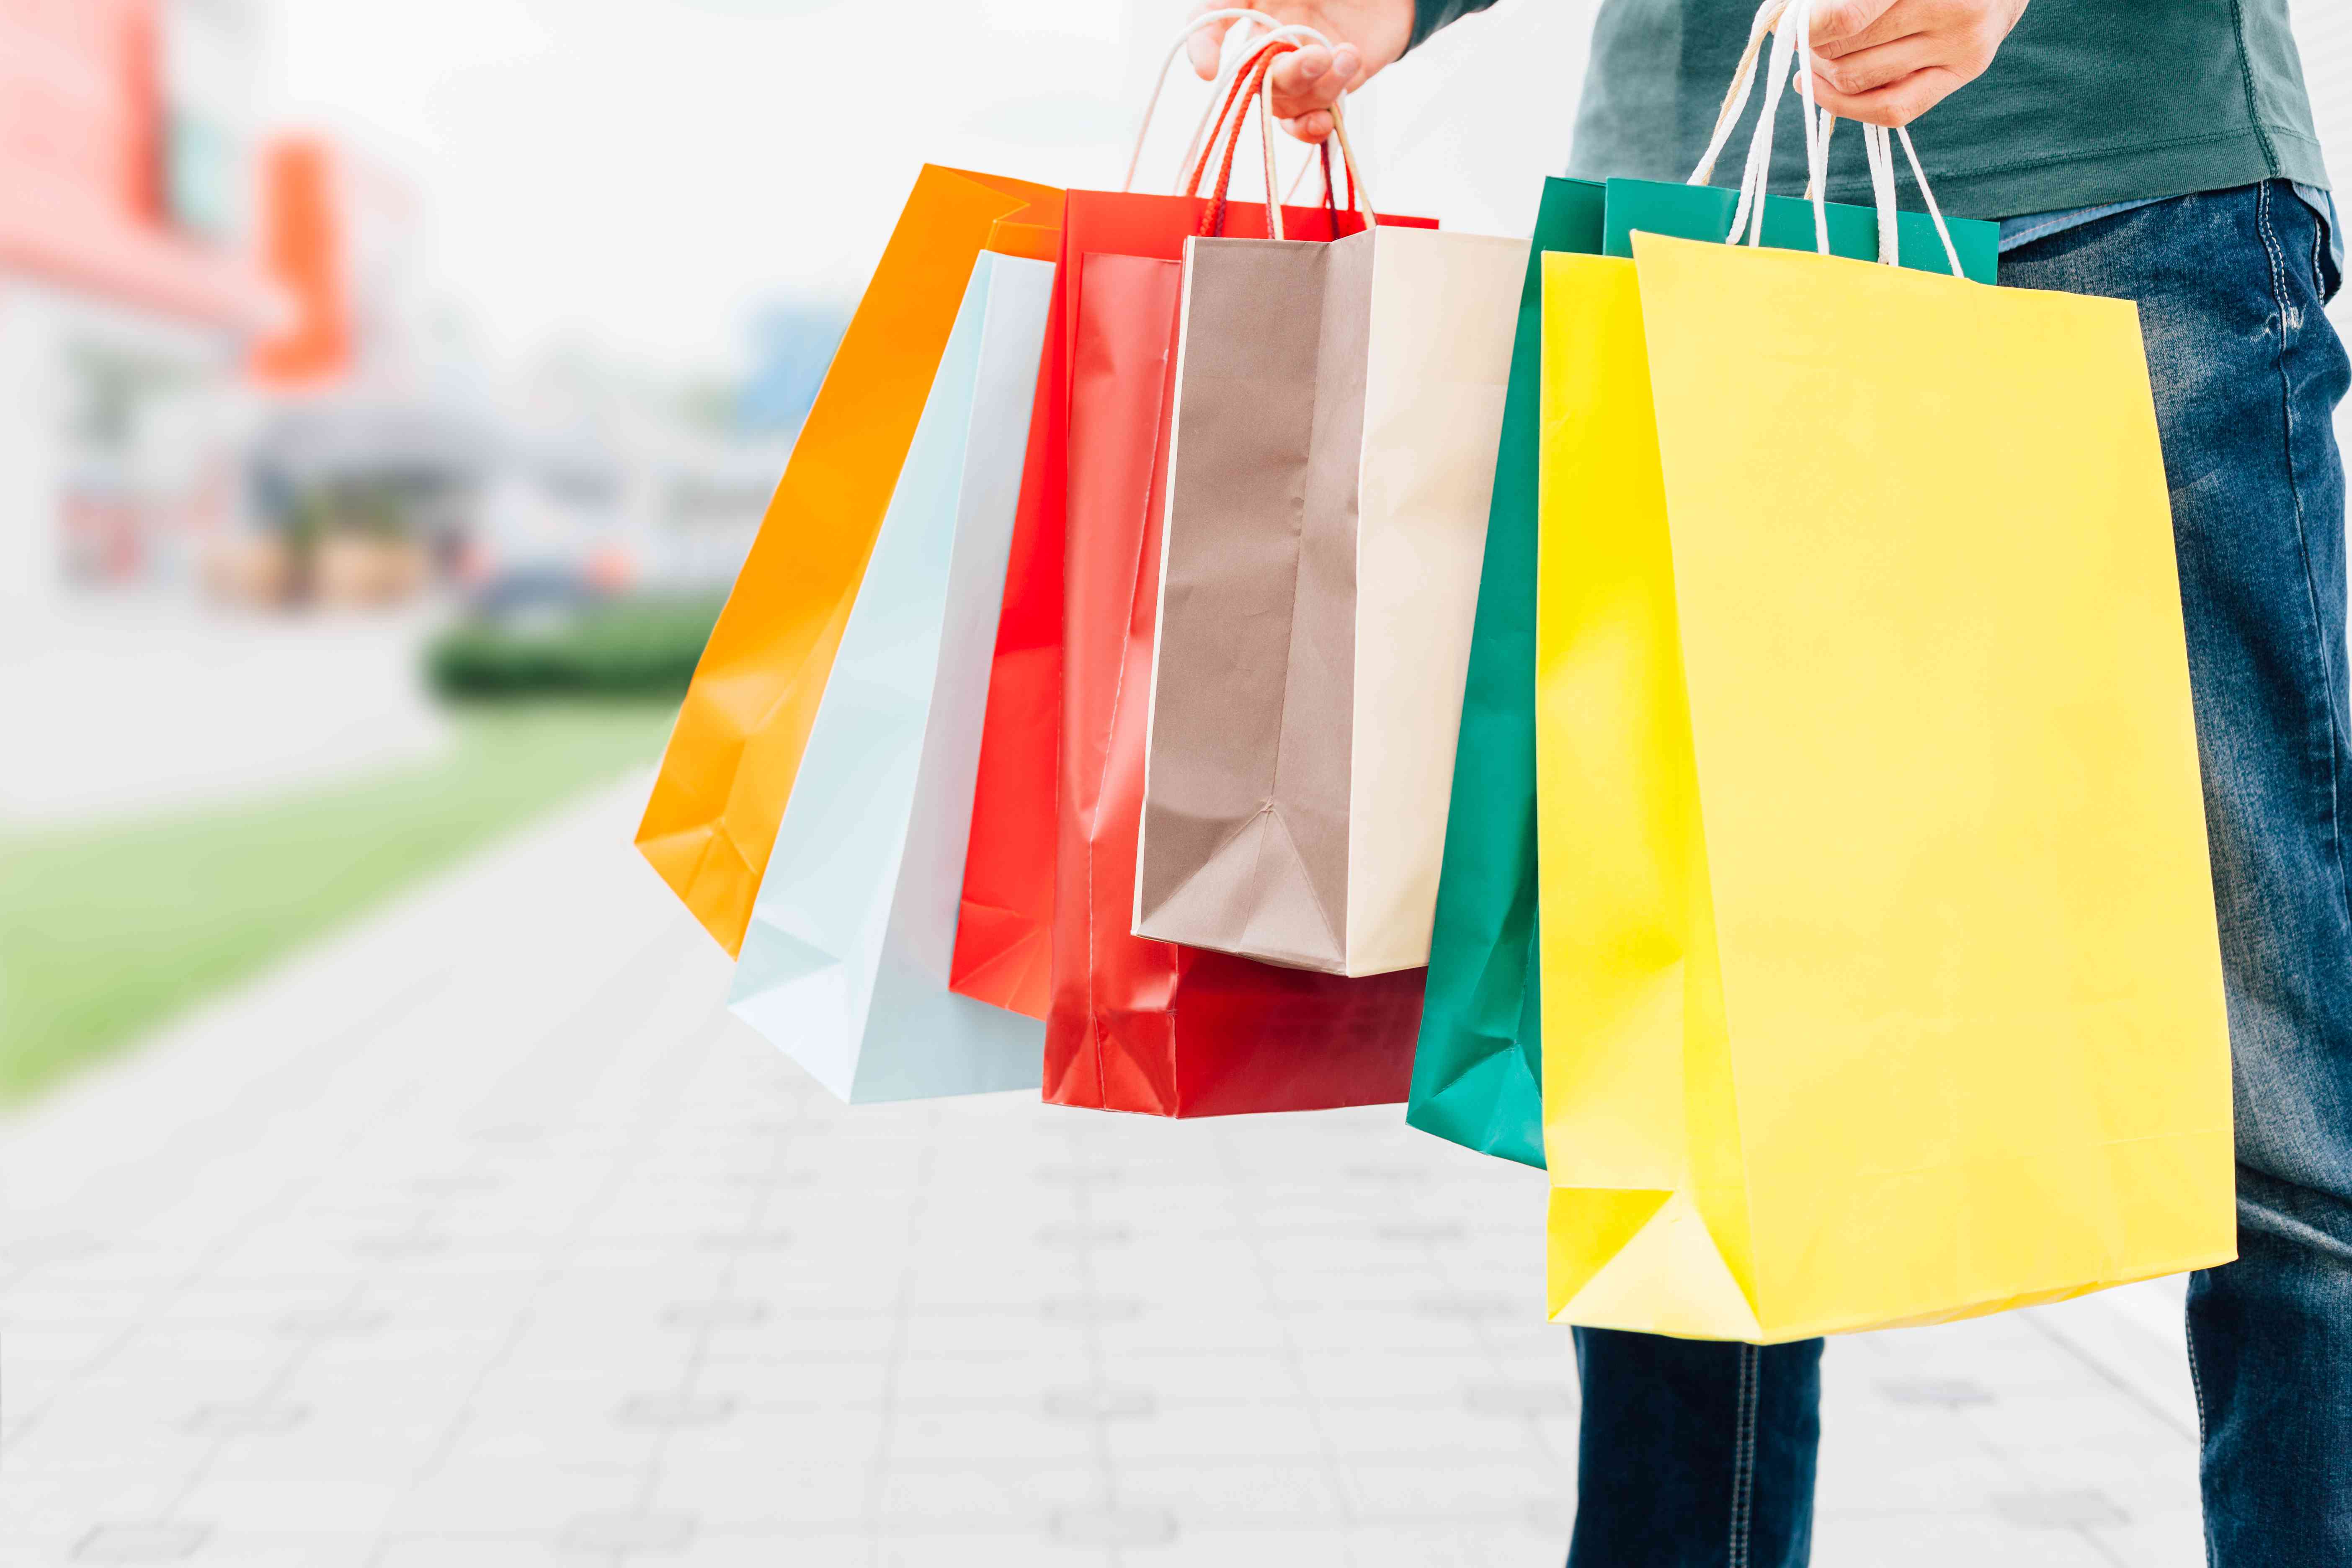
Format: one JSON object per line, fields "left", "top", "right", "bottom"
{"left": 261, "top": 0, "right": 1164, "bottom": 375}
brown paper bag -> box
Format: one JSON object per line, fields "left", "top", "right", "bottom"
{"left": 1135, "top": 224, "right": 1525, "bottom": 976}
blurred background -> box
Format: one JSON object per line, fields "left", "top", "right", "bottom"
{"left": 2, "top": 3, "right": 2350, "bottom": 1565}
{"left": 0, "top": 0, "right": 1614, "bottom": 1105}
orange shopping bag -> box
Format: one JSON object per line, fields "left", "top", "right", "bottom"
{"left": 637, "top": 165, "right": 1060, "bottom": 954}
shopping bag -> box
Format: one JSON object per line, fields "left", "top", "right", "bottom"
{"left": 637, "top": 164, "right": 1059, "bottom": 956}
{"left": 1404, "top": 176, "right": 1605, "bottom": 1168}
{"left": 1534, "top": 182, "right": 2234, "bottom": 1336}
{"left": 727, "top": 250, "right": 1054, "bottom": 1102}
{"left": 1406, "top": 175, "right": 1995, "bottom": 1171}
{"left": 1133, "top": 207, "right": 1527, "bottom": 978}
{"left": 946, "top": 294, "right": 1065, "bottom": 1019}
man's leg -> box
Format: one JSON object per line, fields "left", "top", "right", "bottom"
{"left": 2004, "top": 181, "right": 2352, "bottom": 1564}
{"left": 1567, "top": 1329, "right": 1821, "bottom": 1568}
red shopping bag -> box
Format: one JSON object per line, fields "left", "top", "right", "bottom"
{"left": 955, "top": 56, "right": 1431, "bottom": 1113}
{"left": 947, "top": 297, "right": 1065, "bottom": 1018}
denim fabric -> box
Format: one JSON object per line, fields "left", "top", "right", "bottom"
{"left": 1999, "top": 184, "right": 2341, "bottom": 273}
{"left": 1567, "top": 1330, "right": 1820, "bottom": 1567}
{"left": 1565, "top": 181, "right": 2352, "bottom": 1565}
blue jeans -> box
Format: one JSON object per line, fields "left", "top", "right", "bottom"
{"left": 1567, "top": 181, "right": 2352, "bottom": 1567}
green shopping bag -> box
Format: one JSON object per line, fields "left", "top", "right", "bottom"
{"left": 1407, "top": 177, "right": 1605, "bottom": 1168}
{"left": 1601, "top": 177, "right": 1999, "bottom": 277}
{"left": 1406, "top": 172, "right": 1999, "bottom": 1169}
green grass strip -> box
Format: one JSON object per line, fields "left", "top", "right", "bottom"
{"left": 0, "top": 701, "right": 676, "bottom": 1102}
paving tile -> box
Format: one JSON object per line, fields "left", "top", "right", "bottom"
{"left": 696, "top": 1354, "right": 894, "bottom": 1408}
{"left": 68, "top": 1522, "right": 210, "bottom": 1563}
{"left": 1813, "top": 1510, "right": 2115, "bottom": 1567}
{"left": 1344, "top": 1521, "right": 1569, "bottom": 1568}
{"left": 872, "top": 1532, "right": 1114, "bottom": 1568}
{"left": 1315, "top": 1405, "right": 1545, "bottom": 1460}
{"left": 654, "top": 1532, "right": 875, "bottom": 1568}
{"left": 2093, "top": 1511, "right": 2208, "bottom": 1568}
{"left": 1991, "top": 1489, "right": 2131, "bottom": 1529}
{"left": 1125, "top": 1525, "right": 1352, "bottom": 1567}
{"left": 650, "top": 1453, "right": 873, "bottom": 1534}
{"left": 165, "top": 1538, "right": 379, "bottom": 1568}
{"left": 888, "top": 1410, "right": 1096, "bottom": 1464}
{"left": 614, "top": 1393, "right": 738, "bottom": 1431}
{"left": 1114, "top": 1460, "right": 1347, "bottom": 1522}
{"left": 1338, "top": 1459, "right": 1561, "bottom": 1518}
{"left": 374, "top": 1536, "right": 560, "bottom": 1566}
{"left": 872, "top": 1462, "right": 1101, "bottom": 1527}
{"left": 382, "top": 1458, "right": 643, "bottom": 1534}
{"left": 559, "top": 1509, "right": 696, "bottom": 1552}
{"left": 1102, "top": 1404, "right": 1329, "bottom": 1462}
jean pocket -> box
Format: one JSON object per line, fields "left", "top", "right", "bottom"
{"left": 2311, "top": 190, "right": 2342, "bottom": 305}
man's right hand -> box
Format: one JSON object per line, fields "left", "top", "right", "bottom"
{"left": 1184, "top": 0, "right": 1415, "bottom": 143}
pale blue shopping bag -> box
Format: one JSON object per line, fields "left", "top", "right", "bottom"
{"left": 728, "top": 250, "right": 1054, "bottom": 1101}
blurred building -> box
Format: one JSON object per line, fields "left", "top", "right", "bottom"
{"left": 240, "top": 132, "right": 780, "bottom": 612}
{"left": 0, "top": 0, "right": 276, "bottom": 611}
{"left": 240, "top": 130, "right": 489, "bottom": 608}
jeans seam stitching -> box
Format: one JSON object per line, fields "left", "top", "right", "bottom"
{"left": 2257, "top": 183, "right": 2352, "bottom": 943}
{"left": 1730, "top": 1343, "right": 1759, "bottom": 1568}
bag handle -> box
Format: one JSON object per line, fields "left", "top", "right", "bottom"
{"left": 1194, "top": 40, "right": 1296, "bottom": 239}
{"left": 1127, "top": 11, "right": 1333, "bottom": 196}
{"left": 1189, "top": 38, "right": 1376, "bottom": 241}
{"left": 1128, "top": 9, "right": 1252, "bottom": 194}
{"left": 1125, "top": 9, "right": 1375, "bottom": 223}
{"left": 1714, "top": 0, "right": 1965, "bottom": 277}
{"left": 1689, "top": 0, "right": 1791, "bottom": 189}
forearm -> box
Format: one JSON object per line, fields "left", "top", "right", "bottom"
{"left": 1410, "top": 0, "right": 1502, "bottom": 50}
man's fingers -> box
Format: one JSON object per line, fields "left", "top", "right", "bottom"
{"left": 1799, "top": 64, "right": 1963, "bottom": 126}
{"left": 1280, "top": 110, "right": 1336, "bottom": 144}
{"left": 1185, "top": 0, "right": 1244, "bottom": 80}
{"left": 1808, "top": 33, "right": 1940, "bottom": 96}
{"left": 1809, "top": 0, "right": 1911, "bottom": 56}
{"left": 1267, "top": 43, "right": 1358, "bottom": 117}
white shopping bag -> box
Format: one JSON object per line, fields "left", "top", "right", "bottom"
{"left": 729, "top": 250, "right": 1054, "bottom": 1100}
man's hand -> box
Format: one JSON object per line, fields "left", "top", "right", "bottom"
{"left": 1185, "top": 0, "right": 1415, "bottom": 143}
{"left": 1801, "top": 0, "right": 2030, "bottom": 126}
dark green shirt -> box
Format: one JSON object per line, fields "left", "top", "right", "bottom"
{"left": 1411, "top": 0, "right": 2329, "bottom": 218}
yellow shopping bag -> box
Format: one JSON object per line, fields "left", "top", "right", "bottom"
{"left": 1534, "top": 225, "right": 2236, "bottom": 1341}
{"left": 637, "top": 165, "right": 1059, "bottom": 955}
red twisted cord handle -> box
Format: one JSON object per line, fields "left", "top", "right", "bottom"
{"left": 1196, "top": 40, "right": 1294, "bottom": 238}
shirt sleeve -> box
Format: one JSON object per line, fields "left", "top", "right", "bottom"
{"left": 1410, "top": 0, "right": 1502, "bottom": 50}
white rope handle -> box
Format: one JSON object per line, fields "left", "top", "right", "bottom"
{"left": 1721, "top": 0, "right": 1966, "bottom": 277}
{"left": 1690, "top": 0, "right": 1790, "bottom": 188}
{"left": 1171, "top": 13, "right": 1277, "bottom": 196}
{"left": 1327, "top": 102, "right": 1374, "bottom": 224}
{"left": 1127, "top": 10, "right": 1273, "bottom": 194}
{"left": 1896, "top": 123, "right": 1963, "bottom": 277}
{"left": 1724, "top": 0, "right": 1798, "bottom": 249}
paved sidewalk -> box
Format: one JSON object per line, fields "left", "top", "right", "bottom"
{"left": 1, "top": 776, "right": 2207, "bottom": 1565}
